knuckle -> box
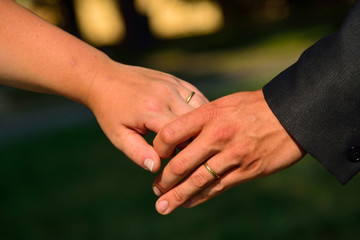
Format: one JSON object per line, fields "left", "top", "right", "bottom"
{"left": 199, "top": 189, "right": 208, "bottom": 200}
{"left": 144, "top": 98, "right": 163, "bottom": 113}
{"left": 171, "top": 187, "right": 184, "bottom": 203}
{"left": 202, "top": 106, "right": 218, "bottom": 123}
{"left": 156, "top": 181, "right": 170, "bottom": 193}
{"left": 169, "top": 157, "right": 188, "bottom": 176}
{"left": 251, "top": 160, "right": 266, "bottom": 176}
{"left": 214, "top": 126, "right": 236, "bottom": 143}
{"left": 230, "top": 144, "right": 246, "bottom": 160}
{"left": 158, "top": 126, "right": 176, "bottom": 145}
{"left": 190, "top": 96, "right": 206, "bottom": 108}
{"left": 229, "top": 140, "right": 254, "bottom": 160}
{"left": 241, "top": 159, "right": 265, "bottom": 177}
{"left": 213, "top": 182, "right": 225, "bottom": 193}
{"left": 159, "top": 72, "right": 176, "bottom": 81}
{"left": 157, "top": 83, "right": 173, "bottom": 96}
{"left": 189, "top": 171, "right": 208, "bottom": 189}
{"left": 167, "top": 74, "right": 180, "bottom": 83}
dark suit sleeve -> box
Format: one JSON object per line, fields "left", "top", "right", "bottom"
{"left": 262, "top": 0, "right": 360, "bottom": 184}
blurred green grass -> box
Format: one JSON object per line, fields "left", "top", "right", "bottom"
{"left": 1, "top": 122, "right": 360, "bottom": 240}
{"left": 2, "top": 26, "right": 360, "bottom": 240}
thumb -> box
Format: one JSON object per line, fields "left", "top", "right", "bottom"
{"left": 117, "top": 128, "right": 161, "bottom": 173}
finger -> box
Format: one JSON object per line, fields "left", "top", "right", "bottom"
{"left": 180, "top": 88, "right": 208, "bottom": 109}
{"left": 154, "top": 109, "right": 205, "bottom": 158}
{"left": 176, "top": 138, "right": 193, "bottom": 150}
{"left": 178, "top": 79, "right": 209, "bottom": 103}
{"left": 154, "top": 153, "right": 236, "bottom": 215}
{"left": 117, "top": 127, "right": 161, "bottom": 173}
{"left": 168, "top": 83, "right": 205, "bottom": 114}
{"left": 153, "top": 135, "right": 217, "bottom": 195}
{"left": 144, "top": 109, "right": 177, "bottom": 133}
{"left": 183, "top": 164, "right": 264, "bottom": 208}
{"left": 154, "top": 165, "right": 210, "bottom": 215}
{"left": 169, "top": 92, "right": 194, "bottom": 116}
{"left": 182, "top": 171, "right": 235, "bottom": 208}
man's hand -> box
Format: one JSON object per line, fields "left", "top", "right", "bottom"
{"left": 152, "top": 90, "right": 305, "bottom": 214}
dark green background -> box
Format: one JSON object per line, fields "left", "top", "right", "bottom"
{"left": 1, "top": 1, "right": 359, "bottom": 239}
{"left": 1, "top": 123, "right": 360, "bottom": 240}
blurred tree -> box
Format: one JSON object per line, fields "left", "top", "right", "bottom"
{"left": 216, "top": 0, "right": 352, "bottom": 30}
{"left": 44, "top": 0, "right": 154, "bottom": 49}
{"left": 26, "top": 0, "right": 81, "bottom": 37}
{"left": 217, "top": 0, "right": 256, "bottom": 29}
{"left": 116, "top": 0, "right": 155, "bottom": 50}
{"left": 59, "top": 0, "right": 81, "bottom": 37}
{"left": 26, "top": 0, "right": 354, "bottom": 47}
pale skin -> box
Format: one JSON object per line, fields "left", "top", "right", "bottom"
{"left": 153, "top": 90, "right": 305, "bottom": 215}
{"left": 0, "top": 0, "right": 208, "bottom": 172}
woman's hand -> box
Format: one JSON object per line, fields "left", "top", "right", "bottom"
{"left": 152, "top": 90, "right": 304, "bottom": 214}
{"left": 0, "top": 0, "right": 208, "bottom": 172}
{"left": 87, "top": 61, "right": 208, "bottom": 172}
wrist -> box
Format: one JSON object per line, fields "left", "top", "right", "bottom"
{"left": 82, "top": 55, "right": 125, "bottom": 111}
{"left": 65, "top": 50, "right": 113, "bottom": 107}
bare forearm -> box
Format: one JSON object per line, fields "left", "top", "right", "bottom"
{"left": 0, "top": 0, "right": 109, "bottom": 104}
{"left": 0, "top": 0, "right": 209, "bottom": 171}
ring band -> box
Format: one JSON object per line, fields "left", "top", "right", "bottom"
{"left": 186, "top": 92, "right": 195, "bottom": 104}
{"left": 204, "top": 162, "right": 220, "bottom": 179}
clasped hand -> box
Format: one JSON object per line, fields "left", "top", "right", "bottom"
{"left": 87, "top": 61, "right": 209, "bottom": 173}
{"left": 151, "top": 90, "right": 305, "bottom": 215}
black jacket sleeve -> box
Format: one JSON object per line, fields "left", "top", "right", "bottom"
{"left": 263, "top": 0, "right": 360, "bottom": 184}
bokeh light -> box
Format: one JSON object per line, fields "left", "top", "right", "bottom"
{"left": 74, "top": 0, "right": 125, "bottom": 46}
{"left": 136, "top": 0, "right": 224, "bottom": 39}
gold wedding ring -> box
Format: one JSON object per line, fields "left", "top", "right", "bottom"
{"left": 186, "top": 92, "right": 195, "bottom": 104}
{"left": 204, "top": 162, "right": 220, "bottom": 179}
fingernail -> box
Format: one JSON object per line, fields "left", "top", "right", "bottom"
{"left": 157, "top": 200, "right": 168, "bottom": 213}
{"left": 153, "top": 186, "right": 161, "bottom": 196}
{"left": 144, "top": 158, "right": 154, "bottom": 172}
